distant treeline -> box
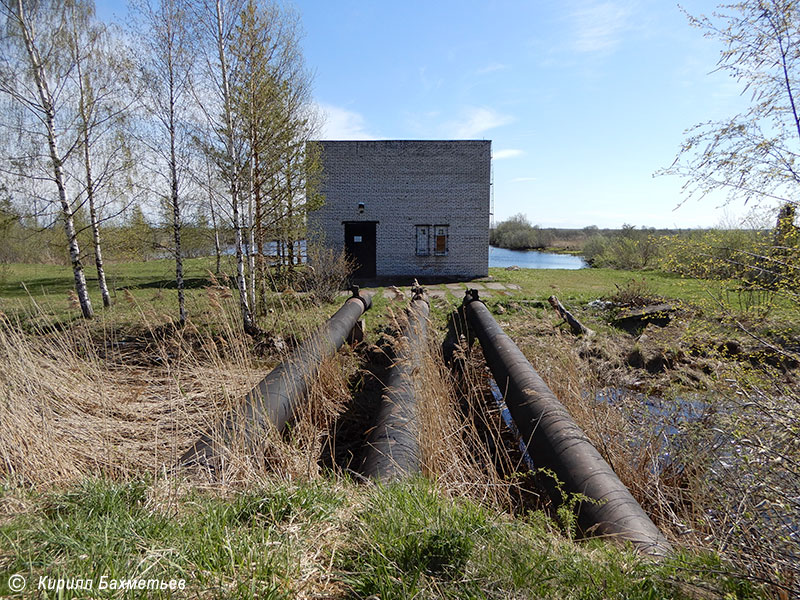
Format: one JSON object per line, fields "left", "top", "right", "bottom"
{"left": 491, "top": 210, "right": 799, "bottom": 287}
{"left": 0, "top": 202, "right": 269, "bottom": 266}
{"left": 490, "top": 214, "right": 685, "bottom": 256}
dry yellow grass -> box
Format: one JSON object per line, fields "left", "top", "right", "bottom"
{"left": 0, "top": 289, "right": 361, "bottom": 488}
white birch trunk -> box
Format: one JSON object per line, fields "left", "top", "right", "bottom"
{"left": 214, "top": 0, "right": 254, "bottom": 333}
{"left": 16, "top": 0, "right": 93, "bottom": 318}
{"left": 84, "top": 138, "right": 111, "bottom": 308}
{"left": 76, "top": 51, "right": 111, "bottom": 309}
{"left": 207, "top": 166, "right": 222, "bottom": 274}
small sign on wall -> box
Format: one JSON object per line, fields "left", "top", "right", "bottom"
{"left": 354, "top": 235, "right": 362, "bottom": 242}
{"left": 415, "top": 226, "right": 429, "bottom": 256}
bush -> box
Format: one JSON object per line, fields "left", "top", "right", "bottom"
{"left": 301, "top": 244, "right": 354, "bottom": 303}
{"left": 610, "top": 278, "right": 660, "bottom": 306}
{"left": 490, "top": 214, "right": 554, "bottom": 249}
{"left": 583, "top": 225, "right": 660, "bottom": 269}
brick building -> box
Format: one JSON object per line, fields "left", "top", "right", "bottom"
{"left": 309, "top": 140, "right": 490, "bottom": 280}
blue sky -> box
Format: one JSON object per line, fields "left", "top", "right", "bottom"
{"left": 98, "top": 0, "right": 755, "bottom": 228}
{"left": 292, "top": 0, "right": 752, "bottom": 229}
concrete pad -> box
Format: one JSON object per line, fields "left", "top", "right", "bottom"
{"left": 485, "top": 282, "right": 506, "bottom": 290}
{"left": 505, "top": 283, "right": 522, "bottom": 290}
{"left": 445, "top": 283, "right": 465, "bottom": 290}
{"left": 468, "top": 282, "right": 485, "bottom": 290}
{"left": 427, "top": 288, "right": 447, "bottom": 299}
{"left": 382, "top": 289, "right": 409, "bottom": 300}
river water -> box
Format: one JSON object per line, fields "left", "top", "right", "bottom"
{"left": 489, "top": 246, "right": 588, "bottom": 269}
{"left": 220, "top": 244, "right": 587, "bottom": 270}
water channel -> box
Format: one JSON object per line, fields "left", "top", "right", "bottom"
{"left": 489, "top": 246, "right": 588, "bottom": 269}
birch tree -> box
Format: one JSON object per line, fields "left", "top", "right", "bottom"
{"left": 131, "top": 0, "right": 194, "bottom": 325}
{"left": 661, "top": 1, "right": 800, "bottom": 294}
{"left": 232, "top": 0, "right": 285, "bottom": 310}
{"left": 0, "top": 0, "right": 94, "bottom": 318}
{"left": 193, "top": 0, "right": 257, "bottom": 334}
{"left": 68, "top": 11, "right": 134, "bottom": 308}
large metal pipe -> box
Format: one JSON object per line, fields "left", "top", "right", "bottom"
{"left": 362, "top": 288, "right": 429, "bottom": 481}
{"left": 462, "top": 290, "right": 671, "bottom": 556}
{"left": 180, "top": 288, "right": 373, "bottom": 469}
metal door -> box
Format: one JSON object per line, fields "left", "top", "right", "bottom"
{"left": 344, "top": 221, "right": 377, "bottom": 278}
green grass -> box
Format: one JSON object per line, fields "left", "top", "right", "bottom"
{"left": 0, "top": 477, "right": 765, "bottom": 600}
{"left": 3, "top": 257, "right": 796, "bottom": 354}
{"left": 343, "top": 478, "right": 765, "bottom": 600}
{"left": 484, "top": 266, "right": 799, "bottom": 343}
{"left": 0, "top": 258, "right": 785, "bottom": 322}
{"left": 0, "top": 257, "right": 356, "bottom": 338}
{"left": 0, "top": 257, "right": 221, "bottom": 299}
{"left": 487, "top": 266, "right": 717, "bottom": 305}
{"left": 0, "top": 257, "right": 225, "bottom": 331}
{"left": 0, "top": 478, "right": 347, "bottom": 599}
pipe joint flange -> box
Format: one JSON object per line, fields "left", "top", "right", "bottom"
{"left": 350, "top": 285, "right": 372, "bottom": 311}
{"left": 410, "top": 284, "right": 427, "bottom": 302}
{"left": 463, "top": 288, "right": 482, "bottom": 305}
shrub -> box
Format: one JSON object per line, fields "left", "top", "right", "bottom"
{"left": 583, "top": 225, "right": 660, "bottom": 269}
{"left": 610, "top": 278, "right": 660, "bottom": 306}
{"left": 301, "top": 244, "right": 354, "bottom": 304}
{"left": 490, "top": 214, "right": 554, "bottom": 249}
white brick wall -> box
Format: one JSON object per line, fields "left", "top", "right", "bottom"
{"left": 308, "top": 140, "right": 490, "bottom": 279}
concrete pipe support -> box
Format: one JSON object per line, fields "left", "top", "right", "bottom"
{"left": 362, "top": 288, "right": 430, "bottom": 481}
{"left": 463, "top": 290, "right": 671, "bottom": 556}
{"left": 181, "top": 288, "right": 373, "bottom": 468}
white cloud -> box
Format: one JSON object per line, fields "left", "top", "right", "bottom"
{"left": 570, "top": 1, "right": 633, "bottom": 54}
{"left": 476, "top": 62, "right": 510, "bottom": 75}
{"left": 493, "top": 149, "right": 524, "bottom": 160}
{"left": 316, "top": 103, "right": 377, "bottom": 140}
{"left": 446, "top": 106, "right": 514, "bottom": 138}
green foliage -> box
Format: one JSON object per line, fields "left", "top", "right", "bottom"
{"left": 583, "top": 225, "right": 661, "bottom": 269}
{"left": 96, "top": 205, "right": 157, "bottom": 262}
{"left": 657, "top": 217, "right": 799, "bottom": 321}
{"left": 490, "top": 213, "right": 554, "bottom": 250}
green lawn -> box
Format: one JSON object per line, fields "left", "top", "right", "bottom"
{"left": 488, "top": 266, "right": 716, "bottom": 304}
{"left": 0, "top": 259, "right": 763, "bottom": 308}
{"left": 2, "top": 258, "right": 793, "bottom": 335}
{"left": 0, "top": 258, "right": 215, "bottom": 298}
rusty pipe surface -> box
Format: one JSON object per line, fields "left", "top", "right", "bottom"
{"left": 362, "top": 289, "right": 429, "bottom": 481}
{"left": 463, "top": 290, "right": 671, "bottom": 556}
{"left": 180, "top": 288, "right": 373, "bottom": 469}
